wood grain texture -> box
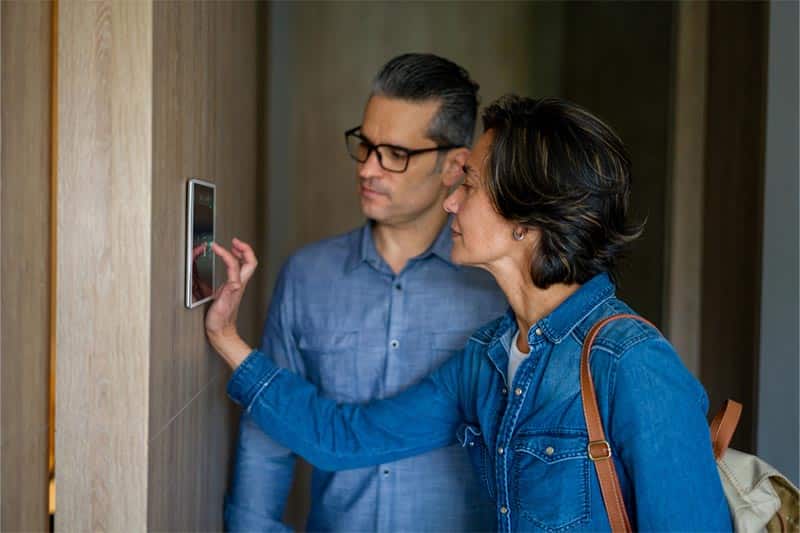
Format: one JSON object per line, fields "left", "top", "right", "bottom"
{"left": 1, "top": 1, "right": 53, "bottom": 531}
{"left": 55, "top": 1, "right": 152, "bottom": 530}
{"left": 666, "top": 1, "right": 708, "bottom": 377}
{"left": 701, "top": 1, "right": 768, "bottom": 452}
{"left": 148, "top": 1, "right": 265, "bottom": 530}
{"left": 148, "top": 374, "right": 238, "bottom": 532}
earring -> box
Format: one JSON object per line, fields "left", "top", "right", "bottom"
{"left": 512, "top": 228, "right": 525, "bottom": 241}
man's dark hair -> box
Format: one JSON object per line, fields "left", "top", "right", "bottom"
{"left": 481, "top": 95, "right": 644, "bottom": 288}
{"left": 371, "top": 53, "right": 480, "bottom": 148}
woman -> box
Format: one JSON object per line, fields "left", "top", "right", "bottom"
{"left": 208, "top": 97, "right": 731, "bottom": 531}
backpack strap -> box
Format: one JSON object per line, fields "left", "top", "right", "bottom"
{"left": 709, "top": 399, "right": 742, "bottom": 459}
{"left": 580, "top": 313, "right": 656, "bottom": 533}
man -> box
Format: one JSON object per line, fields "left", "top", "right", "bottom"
{"left": 225, "top": 53, "right": 507, "bottom": 532}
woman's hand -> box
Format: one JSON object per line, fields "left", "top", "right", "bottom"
{"left": 205, "top": 238, "right": 258, "bottom": 369}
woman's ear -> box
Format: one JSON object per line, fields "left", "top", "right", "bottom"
{"left": 441, "top": 147, "right": 470, "bottom": 188}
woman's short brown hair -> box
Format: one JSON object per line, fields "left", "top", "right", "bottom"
{"left": 482, "top": 96, "right": 644, "bottom": 288}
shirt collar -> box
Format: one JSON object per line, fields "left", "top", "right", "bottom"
{"left": 344, "top": 218, "right": 457, "bottom": 274}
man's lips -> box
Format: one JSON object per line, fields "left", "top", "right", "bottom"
{"left": 360, "top": 184, "right": 387, "bottom": 198}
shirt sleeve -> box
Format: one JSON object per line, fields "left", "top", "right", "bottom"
{"left": 224, "top": 263, "right": 302, "bottom": 532}
{"left": 610, "top": 337, "right": 733, "bottom": 531}
{"left": 226, "top": 345, "right": 468, "bottom": 472}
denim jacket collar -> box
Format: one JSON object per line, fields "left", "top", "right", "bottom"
{"left": 484, "top": 273, "right": 616, "bottom": 376}
{"left": 536, "top": 273, "right": 616, "bottom": 344}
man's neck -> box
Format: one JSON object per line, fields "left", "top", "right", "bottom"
{"left": 372, "top": 208, "right": 449, "bottom": 274}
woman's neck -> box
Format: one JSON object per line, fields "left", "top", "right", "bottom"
{"left": 490, "top": 261, "right": 580, "bottom": 352}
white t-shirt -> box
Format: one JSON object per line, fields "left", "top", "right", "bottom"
{"left": 508, "top": 330, "right": 530, "bottom": 386}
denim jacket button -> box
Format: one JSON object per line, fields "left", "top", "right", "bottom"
{"left": 535, "top": 328, "right": 543, "bottom": 336}
{"left": 500, "top": 506, "right": 508, "bottom": 514}
{"left": 514, "top": 387, "right": 523, "bottom": 396}
{"left": 501, "top": 387, "right": 508, "bottom": 395}
{"left": 497, "top": 447, "right": 504, "bottom": 455}
{"left": 545, "top": 446, "right": 555, "bottom": 456}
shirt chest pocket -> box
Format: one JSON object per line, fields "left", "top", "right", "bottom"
{"left": 456, "top": 424, "right": 496, "bottom": 502}
{"left": 511, "top": 431, "right": 590, "bottom": 531}
{"left": 297, "top": 330, "right": 359, "bottom": 402}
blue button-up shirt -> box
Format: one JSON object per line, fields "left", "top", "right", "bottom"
{"left": 225, "top": 222, "right": 508, "bottom": 532}
{"left": 228, "top": 273, "right": 733, "bottom": 532}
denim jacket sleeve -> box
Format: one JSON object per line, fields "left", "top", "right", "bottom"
{"left": 225, "top": 263, "right": 302, "bottom": 532}
{"left": 227, "top": 346, "right": 467, "bottom": 471}
{"left": 610, "top": 337, "right": 732, "bottom": 531}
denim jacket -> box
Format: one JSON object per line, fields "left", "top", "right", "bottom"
{"left": 228, "top": 273, "right": 732, "bottom": 532}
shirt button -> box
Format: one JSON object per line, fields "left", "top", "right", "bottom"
{"left": 500, "top": 506, "right": 508, "bottom": 514}
{"left": 497, "top": 447, "right": 504, "bottom": 455}
{"left": 501, "top": 387, "right": 508, "bottom": 395}
{"left": 394, "top": 283, "right": 402, "bottom": 291}
{"left": 545, "top": 446, "right": 555, "bottom": 456}
{"left": 390, "top": 339, "right": 400, "bottom": 349}
{"left": 383, "top": 469, "right": 390, "bottom": 476}
{"left": 535, "top": 328, "right": 543, "bottom": 336}
{"left": 514, "top": 387, "right": 523, "bottom": 396}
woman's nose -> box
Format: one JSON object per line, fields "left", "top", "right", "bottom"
{"left": 443, "top": 188, "right": 460, "bottom": 214}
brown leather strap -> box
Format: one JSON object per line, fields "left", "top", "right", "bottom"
{"left": 581, "top": 313, "right": 655, "bottom": 533}
{"left": 709, "top": 399, "right": 742, "bottom": 459}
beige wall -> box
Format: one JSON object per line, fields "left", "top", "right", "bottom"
{"left": 1, "top": 2, "right": 52, "bottom": 531}
{"left": 54, "top": 1, "right": 265, "bottom": 530}
{"left": 148, "top": 1, "right": 266, "bottom": 530}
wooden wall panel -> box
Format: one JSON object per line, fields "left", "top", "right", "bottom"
{"left": 148, "top": 1, "right": 265, "bottom": 529}
{"left": 55, "top": 1, "right": 152, "bottom": 530}
{"left": 701, "top": 1, "right": 768, "bottom": 452}
{"left": 561, "top": 2, "right": 674, "bottom": 328}
{"left": 1, "top": 1, "right": 52, "bottom": 530}
{"left": 666, "top": 1, "right": 709, "bottom": 376}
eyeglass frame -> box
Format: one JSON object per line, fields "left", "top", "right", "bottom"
{"left": 344, "top": 126, "right": 463, "bottom": 173}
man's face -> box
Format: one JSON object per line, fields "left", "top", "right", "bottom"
{"left": 356, "top": 95, "right": 450, "bottom": 225}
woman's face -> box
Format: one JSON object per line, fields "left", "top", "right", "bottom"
{"left": 444, "top": 130, "right": 523, "bottom": 270}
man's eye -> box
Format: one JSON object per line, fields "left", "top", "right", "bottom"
{"left": 389, "top": 149, "right": 405, "bottom": 160}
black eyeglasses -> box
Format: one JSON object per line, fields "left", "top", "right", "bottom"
{"left": 344, "top": 126, "right": 462, "bottom": 173}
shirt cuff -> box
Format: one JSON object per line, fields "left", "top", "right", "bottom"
{"left": 226, "top": 350, "right": 282, "bottom": 410}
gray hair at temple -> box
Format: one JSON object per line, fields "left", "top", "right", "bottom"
{"left": 371, "top": 53, "right": 480, "bottom": 148}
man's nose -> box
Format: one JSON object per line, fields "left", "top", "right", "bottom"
{"left": 358, "top": 148, "right": 384, "bottom": 179}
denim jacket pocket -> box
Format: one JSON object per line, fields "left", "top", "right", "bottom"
{"left": 297, "top": 330, "right": 359, "bottom": 401}
{"left": 512, "top": 431, "right": 590, "bottom": 531}
{"left": 456, "top": 424, "right": 496, "bottom": 501}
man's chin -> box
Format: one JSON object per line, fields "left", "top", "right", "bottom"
{"left": 360, "top": 199, "right": 390, "bottom": 222}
